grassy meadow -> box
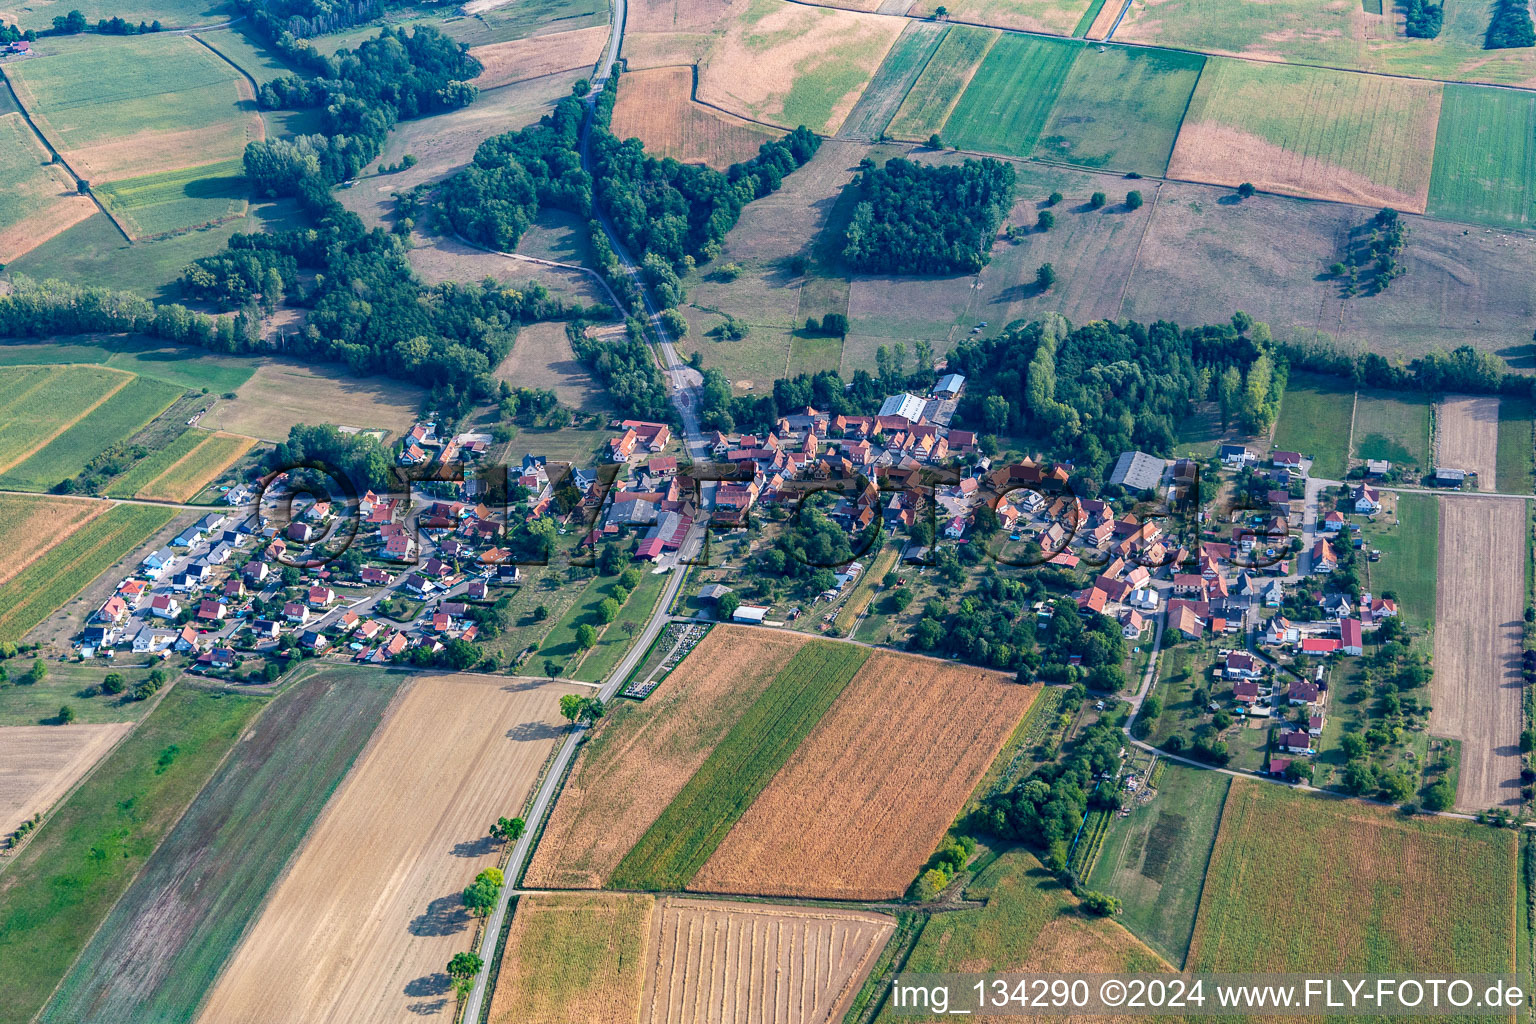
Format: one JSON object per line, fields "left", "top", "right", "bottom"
{"left": 838, "top": 21, "right": 947, "bottom": 140}
{"left": 0, "top": 337, "right": 257, "bottom": 392}
{"left": 609, "top": 640, "right": 869, "bottom": 891}
{"left": 1427, "top": 83, "right": 1536, "bottom": 228}
{"left": 942, "top": 33, "right": 1080, "bottom": 157}
{"left": 1351, "top": 389, "right": 1433, "bottom": 472}
{"left": 0, "top": 661, "right": 173, "bottom": 726}
{"left": 1362, "top": 492, "right": 1438, "bottom": 627}
{"left": 572, "top": 569, "right": 669, "bottom": 683}
{"left": 1272, "top": 373, "right": 1354, "bottom": 480}
{"left": 0, "top": 684, "right": 265, "bottom": 1024}
{"left": 94, "top": 159, "right": 248, "bottom": 239}
{"left": 886, "top": 25, "right": 996, "bottom": 140}
{"left": 0, "top": 365, "right": 130, "bottom": 472}
{"left": 1496, "top": 397, "right": 1535, "bottom": 495}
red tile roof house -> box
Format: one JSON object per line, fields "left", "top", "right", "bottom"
{"left": 1224, "top": 652, "right": 1261, "bottom": 679}
{"left": 197, "top": 600, "right": 228, "bottom": 622}
{"left": 284, "top": 602, "right": 309, "bottom": 624}
{"left": 1287, "top": 680, "right": 1321, "bottom": 705}
{"left": 1233, "top": 680, "right": 1262, "bottom": 704}
{"left": 1300, "top": 637, "right": 1340, "bottom": 656}
{"left": 308, "top": 586, "right": 335, "bottom": 608}
{"left": 1280, "top": 730, "right": 1313, "bottom": 754}
{"left": 1340, "top": 616, "right": 1363, "bottom": 656}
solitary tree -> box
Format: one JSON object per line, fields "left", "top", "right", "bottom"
{"left": 1047, "top": 191, "right": 1063, "bottom": 206}
{"left": 1036, "top": 210, "right": 1055, "bottom": 232}
{"left": 928, "top": 133, "right": 942, "bottom": 149}
{"left": 447, "top": 950, "right": 484, "bottom": 999}
{"left": 101, "top": 672, "right": 125, "bottom": 695}
{"left": 1089, "top": 191, "right": 1107, "bottom": 209}
{"left": 934, "top": 4, "right": 947, "bottom": 15}
{"left": 1125, "top": 190, "right": 1143, "bottom": 210}
{"left": 576, "top": 623, "right": 599, "bottom": 649}
{"left": 1035, "top": 262, "right": 1057, "bottom": 291}
{"left": 490, "top": 816, "right": 526, "bottom": 842}
{"left": 57, "top": 705, "right": 75, "bottom": 725}
{"left": 716, "top": 591, "right": 741, "bottom": 620}
{"left": 596, "top": 597, "right": 621, "bottom": 624}
{"left": 1237, "top": 182, "right": 1256, "bottom": 199}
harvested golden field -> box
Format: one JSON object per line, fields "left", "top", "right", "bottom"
{"left": 0, "top": 494, "right": 109, "bottom": 588}
{"left": 196, "top": 674, "right": 582, "bottom": 1024}
{"left": 1431, "top": 496, "right": 1525, "bottom": 810}
{"left": 1168, "top": 58, "right": 1442, "bottom": 211}
{"left": 0, "top": 723, "right": 132, "bottom": 838}
{"left": 489, "top": 892, "right": 654, "bottom": 1024}
{"left": 495, "top": 322, "right": 609, "bottom": 412}
{"left": 695, "top": 0, "right": 906, "bottom": 134}
{"left": 198, "top": 360, "right": 420, "bottom": 442}
{"left": 1188, "top": 779, "right": 1517, "bottom": 975}
{"left": 135, "top": 431, "right": 256, "bottom": 503}
{"left": 909, "top": 0, "right": 1094, "bottom": 35}
{"left": 1085, "top": 0, "right": 1124, "bottom": 39}
{"left": 470, "top": 25, "right": 609, "bottom": 89}
{"left": 1436, "top": 394, "right": 1499, "bottom": 487}
{"left": 641, "top": 898, "right": 894, "bottom": 1024}
{"left": 612, "top": 66, "right": 784, "bottom": 169}
{"left": 0, "top": 113, "right": 96, "bottom": 263}
{"left": 691, "top": 652, "right": 1036, "bottom": 900}
{"left": 525, "top": 625, "right": 808, "bottom": 889}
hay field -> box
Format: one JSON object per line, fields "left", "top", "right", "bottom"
{"left": 1432, "top": 496, "right": 1526, "bottom": 810}
{"left": 199, "top": 360, "right": 420, "bottom": 442}
{"left": 1427, "top": 83, "right": 1536, "bottom": 228}
{"left": 1084, "top": 0, "right": 1122, "bottom": 39}
{"left": 885, "top": 24, "right": 997, "bottom": 140}
{"left": 0, "top": 0, "right": 223, "bottom": 31}
{"left": 694, "top": 0, "right": 906, "bottom": 134}
{"left": 1437, "top": 394, "right": 1499, "bottom": 485}
{"left": 942, "top": 33, "right": 1080, "bottom": 157}
{"left": 0, "top": 723, "right": 131, "bottom": 837}
{"left": 5, "top": 35, "right": 264, "bottom": 182}
{"left": 0, "top": 374, "right": 184, "bottom": 492}
{"left": 525, "top": 626, "right": 808, "bottom": 888}
{"left": 0, "top": 494, "right": 108, "bottom": 588}
{"left": 691, "top": 653, "right": 1036, "bottom": 900}
{"left": 837, "top": 20, "right": 947, "bottom": 140}
{"left": 1351, "top": 389, "right": 1432, "bottom": 472}
{"left": 611, "top": 66, "right": 784, "bottom": 169}
{"left": 495, "top": 322, "right": 611, "bottom": 412}
{"left": 0, "top": 113, "right": 95, "bottom": 263}
{"left": 196, "top": 673, "right": 582, "bottom": 1024}
{"left": 909, "top": 0, "right": 1093, "bottom": 34}
{"left": 1188, "top": 779, "right": 1517, "bottom": 974}
{"left": 93, "top": 158, "right": 248, "bottom": 240}
{"left": 1032, "top": 44, "right": 1203, "bottom": 176}
{"left": 642, "top": 898, "right": 894, "bottom": 1024}
{"left": 470, "top": 24, "right": 608, "bottom": 88}
{"left": 134, "top": 431, "right": 254, "bottom": 502}
{"left": 489, "top": 892, "right": 654, "bottom": 1024}
{"left": 1168, "top": 58, "right": 1442, "bottom": 210}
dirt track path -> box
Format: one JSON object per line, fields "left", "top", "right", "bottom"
{"left": 1431, "top": 495, "right": 1525, "bottom": 810}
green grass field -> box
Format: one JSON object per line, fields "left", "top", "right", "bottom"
{"left": 0, "top": 112, "right": 87, "bottom": 261}
{"left": 0, "top": 661, "right": 169, "bottom": 727}
{"left": 1272, "top": 374, "right": 1354, "bottom": 480}
{"left": 942, "top": 33, "right": 1081, "bottom": 157}
{"left": 572, "top": 569, "right": 668, "bottom": 683}
{"left": 40, "top": 668, "right": 401, "bottom": 1024}
{"left": 0, "top": 374, "right": 184, "bottom": 491}
{"left": 0, "top": 684, "right": 265, "bottom": 1024}
{"left": 838, "top": 21, "right": 947, "bottom": 140}
{"left": 1497, "top": 397, "right": 1535, "bottom": 495}
{"left": 1352, "top": 389, "right": 1433, "bottom": 471}
{"left": 0, "top": 503, "right": 176, "bottom": 643}
{"left": 1086, "top": 763, "right": 1228, "bottom": 966}
{"left": 1364, "top": 492, "right": 1438, "bottom": 627}
{"left": 1428, "top": 84, "right": 1536, "bottom": 228}
{"left": 887, "top": 25, "right": 997, "bottom": 141}
{"left": 0, "top": 365, "right": 130, "bottom": 468}
{"left": 95, "top": 159, "right": 248, "bottom": 239}
{"left": 195, "top": 25, "right": 302, "bottom": 85}
{"left": 609, "top": 640, "right": 870, "bottom": 890}
{"left": 1032, "top": 44, "right": 1204, "bottom": 175}
{"left": 6, "top": 0, "right": 226, "bottom": 31}
{"left": 1188, "top": 780, "right": 1516, "bottom": 988}
{"left": 0, "top": 337, "right": 258, "bottom": 392}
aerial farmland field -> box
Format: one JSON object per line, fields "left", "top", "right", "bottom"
{"left": 0, "top": 364, "right": 131, "bottom": 475}
{"left": 41, "top": 669, "right": 403, "bottom": 1024}
{"left": 526, "top": 626, "right": 810, "bottom": 888}
{"left": 469, "top": 24, "right": 608, "bottom": 88}
{"left": 199, "top": 359, "right": 421, "bottom": 442}
{"left": 690, "top": 653, "right": 1037, "bottom": 900}
{"left": 837, "top": 20, "right": 947, "bottom": 140}
{"left": 1188, "top": 780, "right": 1517, "bottom": 977}
{"left": 1271, "top": 373, "right": 1354, "bottom": 480}
{"left": 909, "top": 0, "right": 1093, "bottom": 35}
{"left": 0, "top": 684, "right": 265, "bottom": 1024}
{"left": 4, "top": 34, "right": 264, "bottom": 184}
{"left": 0, "top": 722, "right": 131, "bottom": 838}
{"left": 609, "top": 640, "right": 870, "bottom": 891}
{"left": 0, "top": 373, "right": 183, "bottom": 491}
{"left": 1169, "top": 58, "right": 1442, "bottom": 211}
{"left": 1496, "top": 397, "right": 1535, "bottom": 495}
{"left": 0, "top": 493, "right": 108, "bottom": 588}
{"left": 1352, "top": 389, "right": 1433, "bottom": 474}
{"left": 1427, "top": 84, "right": 1536, "bottom": 228}
{"left": 94, "top": 158, "right": 249, "bottom": 240}
{"left": 0, "top": 112, "right": 96, "bottom": 263}
{"left": 1363, "top": 492, "right": 1438, "bottom": 627}
{"left": 107, "top": 429, "right": 256, "bottom": 502}
{"left": 1436, "top": 394, "right": 1499, "bottom": 485}
{"left": 611, "top": 66, "right": 785, "bottom": 169}
{"left": 197, "top": 673, "right": 581, "bottom": 1024}
{"left": 885, "top": 24, "right": 997, "bottom": 141}
{"left": 1032, "top": 44, "right": 1204, "bottom": 176}
{"left": 942, "top": 33, "right": 1080, "bottom": 157}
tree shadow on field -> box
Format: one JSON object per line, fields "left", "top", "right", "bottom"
{"left": 507, "top": 720, "right": 564, "bottom": 742}
{"left": 409, "top": 894, "right": 470, "bottom": 937}
{"left": 405, "top": 973, "right": 451, "bottom": 997}
{"left": 451, "top": 834, "right": 498, "bottom": 858}
{"left": 500, "top": 678, "right": 545, "bottom": 694}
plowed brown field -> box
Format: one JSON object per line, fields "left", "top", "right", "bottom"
{"left": 611, "top": 66, "right": 783, "bottom": 169}
{"left": 640, "top": 898, "right": 894, "bottom": 1024}
{"left": 196, "top": 673, "right": 581, "bottom": 1024}
{"left": 0, "top": 723, "right": 131, "bottom": 837}
{"left": 525, "top": 626, "right": 807, "bottom": 889}
{"left": 1436, "top": 394, "right": 1499, "bottom": 487}
{"left": 691, "top": 652, "right": 1036, "bottom": 900}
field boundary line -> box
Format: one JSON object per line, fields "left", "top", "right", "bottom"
{"left": 0, "top": 370, "right": 134, "bottom": 476}
{"left": 0, "top": 497, "right": 110, "bottom": 589}
{"left": 1172, "top": 772, "right": 1232, "bottom": 969}
{"left": 139, "top": 431, "right": 256, "bottom": 503}
{"left": 1346, "top": 389, "right": 1360, "bottom": 468}
{"left": 1114, "top": 179, "right": 1162, "bottom": 318}
{"left": 838, "top": 20, "right": 949, "bottom": 139}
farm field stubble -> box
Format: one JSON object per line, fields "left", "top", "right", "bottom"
{"left": 0, "top": 722, "right": 131, "bottom": 838}
{"left": 488, "top": 892, "right": 654, "bottom": 1024}
{"left": 526, "top": 626, "right": 809, "bottom": 888}
{"left": 0, "top": 112, "right": 96, "bottom": 263}
{"left": 691, "top": 653, "right": 1036, "bottom": 900}
{"left": 608, "top": 640, "right": 871, "bottom": 891}
{"left": 1427, "top": 83, "right": 1536, "bottom": 228}
{"left": 0, "top": 493, "right": 108, "bottom": 587}
{"left": 195, "top": 673, "right": 583, "bottom": 1024}
{"left": 0, "top": 374, "right": 184, "bottom": 491}
{"left": 642, "top": 898, "right": 895, "bottom": 1024}
{"left": 198, "top": 359, "right": 420, "bottom": 442}
{"left": 941, "top": 33, "right": 1080, "bottom": 158}
{"left": 1436, "top": 394, "right": 1500, "bottom": 487}
{"left": 908, "top": 0, "right": 1093, "bottom": 34}
{"left": 0, "top": 684, "right": 264, "bottom": 1024}
{"left": 40, "top": 668, "right": 403, "bottom": 1024}
{"left": 611, "top": 66, "right": 784, "bottom": 169}
{"left": 1167, "top": 57, "right": 1442, "bottom": 211}
{"left": 885, "top": 24, "right": 997, "bottom": 141}
{"left": 837, "top": 20, "right": 947, "bottom": 140}
{"left": 469, "top": 24, "right": 608, "bottom": 88}
{"left": 1351, "top": 389, "right": 1432, "bottom": 474}
{"left": 1188, "top": 779, "right": 1516, "bottom": 986}
{"left": 1431, "top": 496, "right": 1525, "bottom": 810}
{"left": 1271, "top": 373, "right": 1354, "bottom": 481}
{"left": 1031, "top": 44, "right": 1204, "bottom": 176}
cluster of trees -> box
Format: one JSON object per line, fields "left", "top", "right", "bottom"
{"left": 912, "top": 833, "right": 975, "bottom": 901}
{"left": 1403, "top": 0, "right": 1443, "bottom": 37}
{"left": 906, "top": 569, "right": 1035, "bottom": 670}
{"left": 270, "top": 423, "right": 396, "bottom": 491}
{"left": 131, "top": 668, "right": 169, "bottom": 703}
{"left": 1327, "top": 208, "right": 1409, "bottom": 295}
{"left": 53, "top": 440, "right": 155, "bottom": 495}
{"left": 0, "top": 18, "right": 30, "bottom": 42}
{"left": 1037, "top": 598, "right": 1128, "bottom": 689}
{"left": 1487, "top": 0, "right": 1536, "bottom": 48}
{"left": 1283, "top": 336, "right": 1520, "bottom": 397}
{"left": 558, "top": 693, "right": 605, "bottom": 724}
{"left": 0, "top": 276, "right": 262, "bottom": 352}
{"left": 41, "top": 9, "right": 160, "bottom": 34}
{"left": 497, "top": 385, "right": 571, "bottom": 433}
{"left": 841, "top": 157, "right": 1016, "bottom": 274}
{"left": 242, "top": 0, "right": 384, "bottom": 42}
{"left": 569, "top": 319, "right": 671, "bottom": 422}
{"left": 461, "top": 866, "right": 503, "bottom": 916}
{"left": 752, "top": 503, "right": 860, "bottom": 595}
